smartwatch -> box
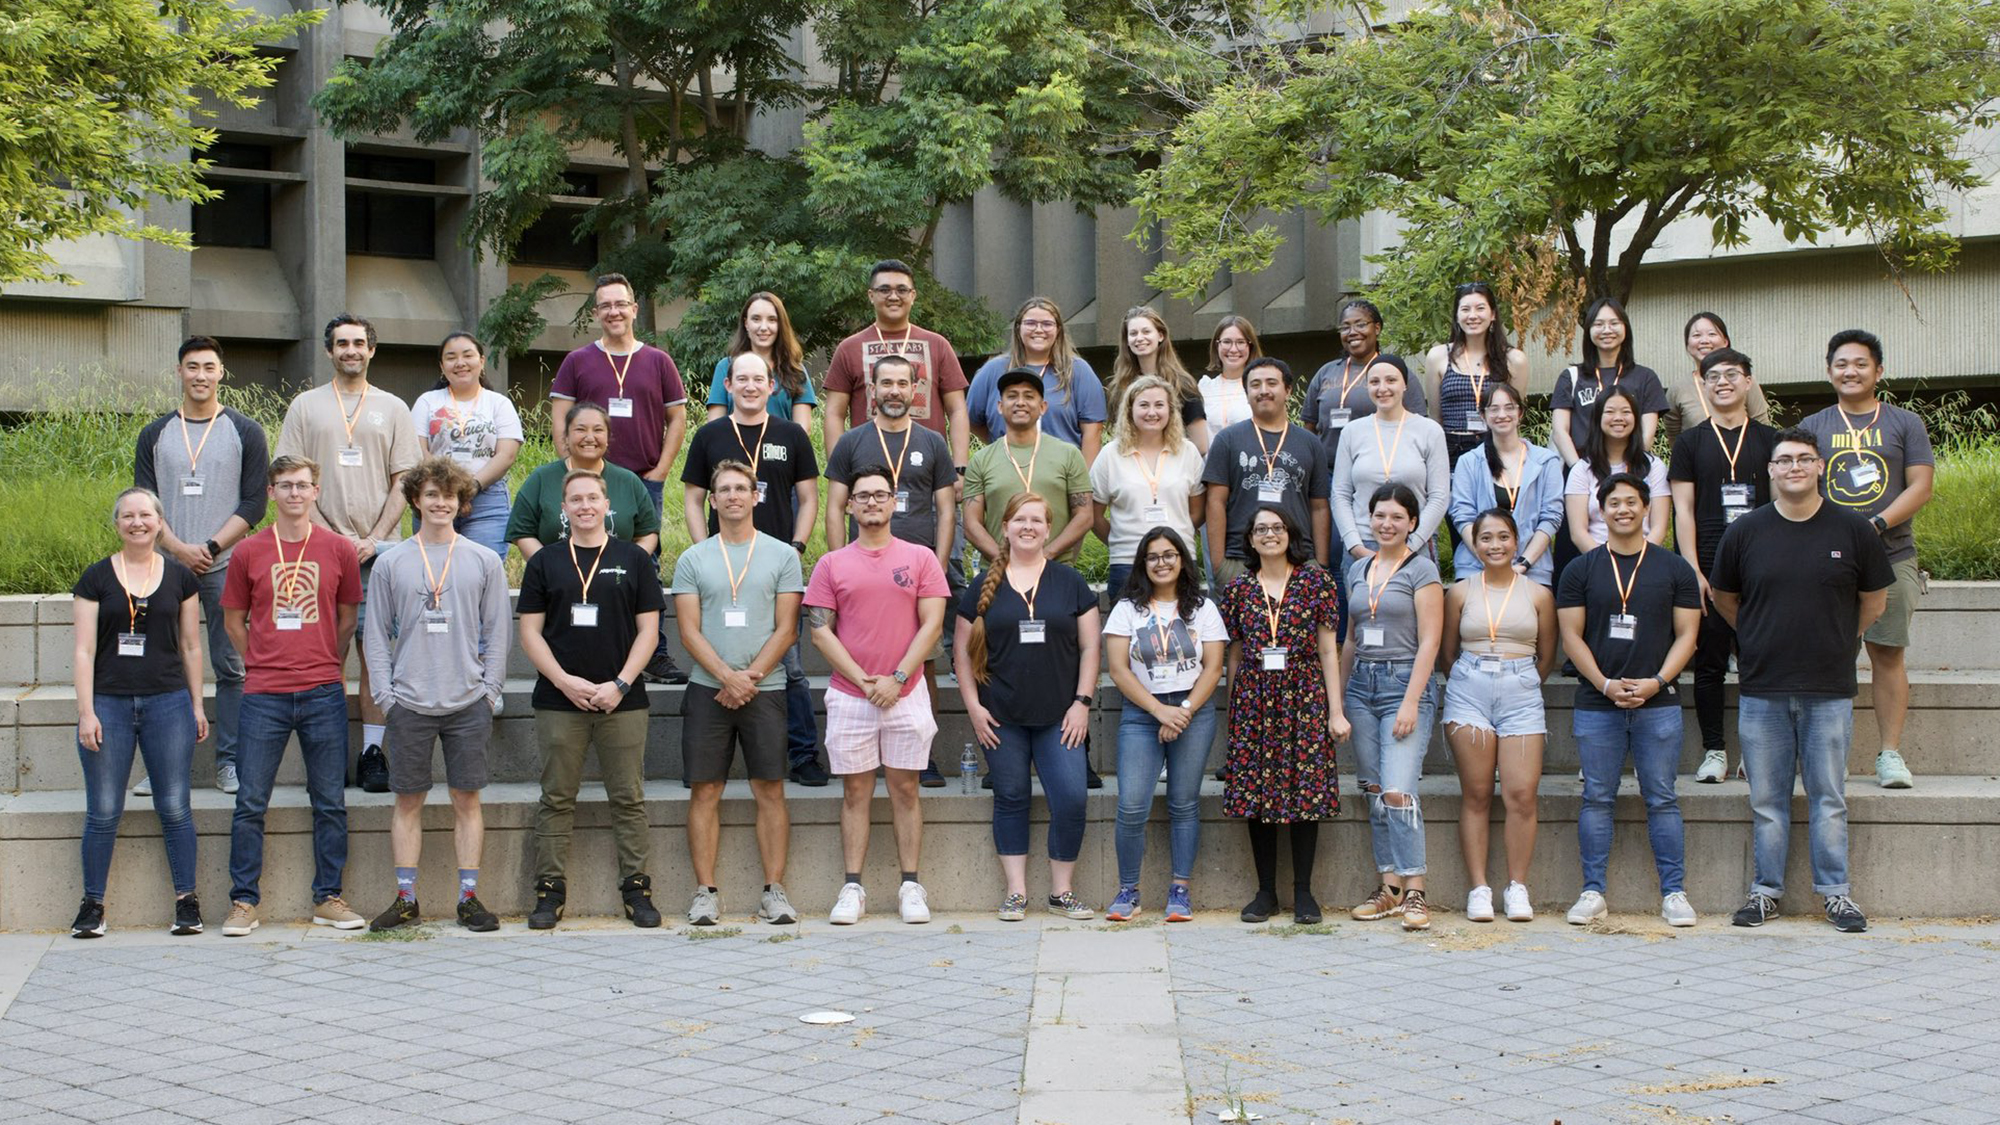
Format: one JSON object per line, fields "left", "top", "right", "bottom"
{"left": 612, "top": 677, "right": 631, "bottom": 695}
{"left": 892, "top": 669, "right": 910, "bottom": 685}
{"left": 1073, "top": 694, "right": 1092, "bottom": 708}
{"left": 205, "top": 538, "right": 222, "bottom": 557}
{"left": 955, "top": 465, "right": 968, "bottom": 478}
{"left": 1870, "top": 515, "right": 1888, "bottom": 534}
{"left": 791, "top": 540, "right": 807, "bottom": 554}
{"left": 1653, "top": 674, "right": 1671, "bottom": 692}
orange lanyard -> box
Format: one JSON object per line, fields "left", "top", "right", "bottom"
{"left": 335, "top": 386, "right": 369, "bottom": 449}
{"left": 1479, "top": 573, "right": 1519, "bottom": 648}
{"left": 1004, "top": 429, "right": 1042, "bottom": 492}
{"left": 1689, "top": 369, "right": 1713, "bottom": 421}
{"left": 719, "top": 534, "right": 759, "bottom": 604}
{"left": 417, "top": 533, "right": 459, "bottom": 609}
{"left": 732, "top": 418, "right": 768, "bottom": 477}
{"left": 274, "top": 525, "right": 313, "bottom": 605}
{"left": 1707, "top": 416, "right": 1749, "bottom": 482}
{"left": 1149, "top": 602, "right": 1182, "bottom": 661}
{"left": 1213, "top": 377, "right": 1245, "bottom": 428}
{"left": 1372, "top": 415, "right": 1406, "bottom": 476}
{"left": 178, "top": 411, "right": 217, "bottom": 473}
{"left": 1609, "top": 546, "right": 1644, "bottom": 616}
{"left": 874, "top": 424, "right": 911, "bottom": 490}
{"left": 569, "top": 538, "right": 606, "bottom": 603}
{"left": 1496, "top": 442, "right": 1528, "bottom": 509}
{"left": 1364, "top": 548, "right": 1405, "bottom": 622}
{"left": 1339, "top": 352, "right": 1378, "bottom": 402}
{"left": 1260, "top": 578, "right": 1286, "bottom": 645}
{"left": 1008, "top": 561, "right": 1045, "bottom": 620}
{"left": 606, "top": 348, "right": 635, "bottom": 399}
{"left": 447, "top": 388, "right": 479, "bottom": 435}
{"left": 1836, "top": 403, "right": 1883, "bottom": 448}
{"left": 1255, "top": 421, "right": 1290, "bottom": 479}
{"left": 1586, "top": 363, "right": 1624, "bottom": 400}
{"left": 1130, "top": 446, "right": 1164, "bottom": 502}
{"left": 111, "top": 553, "right": 157, "bottom": 632}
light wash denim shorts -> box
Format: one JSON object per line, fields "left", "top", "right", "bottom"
{"left": 1441, "top": 652, "right": 1546, "bottom": 738}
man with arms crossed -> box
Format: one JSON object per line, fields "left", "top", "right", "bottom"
{"left": 219, "top": 456, "right": 363, "bottom": 936}
{"left": 1712, "top": 428, "right": 1892, "bottom": 933}
{"left": 1798, "top": 329, "right": 1933, "bottom": 789}
{"left": 806, "top": 467, "right": 951, "bottom": 925}
{"left": 274, "top": 314, "right": 421, "bottom": 792}
{"left": 131, "top": 335, "right": 268, "bottom": 796}
{"left": 672, "top": 460, "right": 805, "bottom": 927}
{"left": 362, "top": 457, "right": 510, "bottom": 933}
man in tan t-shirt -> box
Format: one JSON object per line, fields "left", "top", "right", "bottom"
{"left": 274, "top": 314, "right": 422, "bottom": 791}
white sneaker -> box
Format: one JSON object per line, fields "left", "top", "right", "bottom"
{"left": 1465, "top": 885, "right": 1494, "bottom": 922}
{"left": 216, "top": 762, "right": 239, "bottom": 794}
{"left": 829, "top": 882, "right": 866, "bottom": 925}
{"left": 898, "top": 881, "right": 931, "bottom": 924}
{"left": 1503, "top": 881, "right": 1533, "bottom": 921}
{"left": 1566, "top": 890, "right": 1608, "bottom": 925}
{"left": 1695, "top": 749, "right": 1727, "bottom": 783}
{"left": 131, "top": 773, "right": 152, "bottom": 797}
{"left": 1661, "top": 891, "right": 1697, "bottom": 927}
{"left": 1876, "top": 749, "right": 1914, "bottom": 789}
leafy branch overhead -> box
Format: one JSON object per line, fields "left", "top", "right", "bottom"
{"left": 1134, "top": 0, "right": 2000, "bottom": 351}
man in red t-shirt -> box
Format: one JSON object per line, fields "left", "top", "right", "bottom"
{"left": 219, "top": 455, "right": 364, "bottom": 937}
{"left": 820, "top": 259, "right": 971, "bottom": 490}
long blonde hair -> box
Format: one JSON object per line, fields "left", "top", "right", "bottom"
{"left": 1111, "top": 306, "right": 1197, "bottom": 418}
{"left": 1106, "top": 375, "right": 1187, "bottom": 454}
{"left": 966, "top": 492, "right": 1050, "bottom": 686}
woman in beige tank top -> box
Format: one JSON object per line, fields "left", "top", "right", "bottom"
{"left": 1441, "top": 510, "right": 1558, "bottom": 922}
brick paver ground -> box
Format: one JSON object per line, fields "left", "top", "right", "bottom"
{"left": 3, "top": 914, "right": 1996, "bottom": 1124}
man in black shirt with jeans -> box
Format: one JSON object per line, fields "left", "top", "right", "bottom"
{"left": 1712, "top": 428, "right": 1892, "bottom": 933}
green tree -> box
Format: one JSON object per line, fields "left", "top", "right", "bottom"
{"left": 0, "top": 0, "right": 320, "bottom": 285}
{"left": 1134, "top": 0, "right": 2000, "bottom": 351}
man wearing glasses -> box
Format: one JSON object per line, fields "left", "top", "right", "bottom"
{"left": 550, "top": 271, "right": 690, "bottom": 684}
{"left": 1710, "top": 429, "right": 1892, "bottom": 933}
{"left": 1667, "top": 348, "right": 1777, "bottom": 784}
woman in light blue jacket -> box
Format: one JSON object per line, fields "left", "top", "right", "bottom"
{"left": 1449, "top": 381, "right": 1564, "bottom": 586}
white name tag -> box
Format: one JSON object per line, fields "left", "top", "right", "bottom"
{"left": 572, "top": 603, "right": 600, "bottom": 627}
{"left": 180, "top": 476, "right": 204, "bottom": 497}
{"left": 1847, "top": 462, "right": 1881, "bottom": 487}
{"left": 607, "top": 397, "right": 635, "bottom": 418}
{"left": 723, "top": 606, "right": 747, "bottom": 629}
{"left": 274, "top": 607, "right": 305, "bottom": 631}
{"left": 1721, "top": 483, "right": 1754, "bottom": 508}
{"left": 1018, "top": 619, "right": 1046, "bottom": 644}
{"left": 1465, "top": 412, "right": 1488, "bottom": 432}
{"left": 1609, "top": 613, "right": 1637, "bottom": 641}
{"left": 755, "top": 481, "right": 768, "bottom": 504}
{"left": 1326, "top": 408, "right": 1352, "bottom": 429}
{"left": 1256, "top": 484, "right": 1283, "bottom": 503}
{"left": 117, "top": 632, "right": 146, "bottom": 657}
{"left": 1261, "top": 646, "right": 1288, "bottom": 671}
{"left": 1148, "top": 665, "right": 1175, "bottom": 686}
{"left": 1361, "top": 625, "right": 1386, "bottom": 648}
{"left": 423, "top": 610, "right": 450, "bottom": 635}
{"left": 338, "top": 446, "right": 364, "bottom": 468}
{"left": 1141, "top": 504, "right": 1167, "bottom": 522}
{"left": 895, "top": 489, "right": 910, "bottom": 513}
{"left": 1478, "top": 655, "right": 1503, "bottom": 674}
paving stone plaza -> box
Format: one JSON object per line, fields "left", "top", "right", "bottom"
{"left": 4, "top": 912, "right": 1997, "bottom": 1124}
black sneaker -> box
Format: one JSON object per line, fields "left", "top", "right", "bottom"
{"left": 1240, "top": 889, "right": 1279, "bottom": 924}
{"left": 457, "top": 895, "right": 499, "bottom": 932}
{"left": 171, "top": 895, "right": 203, "bottom": 936}
{"left": 918, "top": 758, "right": 946, "bottom": 788}
{"left": 528, "top": 877, "right": 566, "bottom": 930}
{"left": 1825, "top": 895, "right": 1868, "bottom": 933}
{"left": 982, "top": 772, "right": 994, "bottom": 790}
{"left": 642, "top": 652, "right": 689, "bottom": 685}
{"left": 1731, "top": 892, "right": 1778, "bottom": 928}
{"left": 1086, "top": 766, "right": 1104, "bottom": 790}
{"left": 71, "top": 898, "right": 106, "bottom": 939}
{"left": 1293, "top": 887, "right": 1323, "bottom": 925}
{"left": 789, "top": 759, "right": 830, "bottom": 787}
{"left": 621, "top": 873, "right": 663, "bottom": 928}
{"left": 370, "top": 897, "right": 419, "bottom": 932}
{"left": 357, "top": 745, "right": 390, "bottom": 793}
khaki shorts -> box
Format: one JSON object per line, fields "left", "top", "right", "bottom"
{"left": 1863, "top": 556, "right": 1922, "bottom": 648}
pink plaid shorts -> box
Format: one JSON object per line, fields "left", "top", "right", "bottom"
{"left": 824, "top": 679, "right": 938, "bottom": 774}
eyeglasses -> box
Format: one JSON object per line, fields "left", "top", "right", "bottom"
{"left": 1484, "top": 403, "right": 1520, "bottom": 416}
{"left": 594, "top": 300, "right": 636, "bottom": 312}
{"left": 1703, "top": 370, "right": 1746, "bottom": 384}
{"left": 1143, "top": 552, "right": 1181, "bottom": 566}
{"left": 712, "top": 484, "right": 755, "bottom": 496}
{"left": 870, "top": 285, "right": 915, "bottom": 297}
{"left": 1251, "top": 525, "right": 1287, "bottom": 539}
{"left": 272, "top": 481, "right": 315, "bottom": 493}
{"left": 1019, "top": 318, "right": 1058, "bottom": 330}
{"left": 1770, "top": 455, "right": 1822, "bottom": 469}
{"left": 851, "top": 490, "right": 894, "bottom": 504}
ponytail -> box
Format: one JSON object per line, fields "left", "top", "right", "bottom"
{"left": 965, "top": 563, "right": 1008, "bottom": 686}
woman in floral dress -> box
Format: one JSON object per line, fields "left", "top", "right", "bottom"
{"left": 1220, "top": 504, "right": 1352, "bottom": 925}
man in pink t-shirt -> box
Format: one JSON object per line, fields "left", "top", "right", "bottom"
{"left": 804, "top": 466, "right": 949, "bottom": 926}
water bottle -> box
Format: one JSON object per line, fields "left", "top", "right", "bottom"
{"left": 960, "top": 742, "right": 980, "bottom": 794}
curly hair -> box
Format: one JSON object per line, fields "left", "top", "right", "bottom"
{"left": 402, "top": 455, "right": 477, "bottom": 515}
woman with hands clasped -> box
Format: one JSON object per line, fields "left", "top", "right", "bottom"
{"left": 1220, "top": 505, "right": 1351, "bottom": 926}
{"left": 955, "top": 493, "right": 1102, "bottom": 922}
{"left": 71, "top": 487, "right": 210, "bottom": 938}
{"left": 1102, "top": 529, "right": 1227, "bottom": 923}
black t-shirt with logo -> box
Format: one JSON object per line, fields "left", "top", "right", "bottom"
{"left": 1710, "top": 502, "right": 1894, "bottom": 697}
{"left": 518, "top": 537, "right": 665, "bottom": 712}
{"left": 681, "top": 416, "right": 820, "bottom": 540}
{"left": 1556, "top": 542, "right": 1700, "bottom": 710}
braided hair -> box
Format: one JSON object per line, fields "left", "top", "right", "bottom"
{"left": 965, "top": 492, "right": 1050, "bottom": 686}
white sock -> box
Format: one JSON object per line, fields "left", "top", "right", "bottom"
{"left": 363, "top": 723, "right": 385, "bottom": 750}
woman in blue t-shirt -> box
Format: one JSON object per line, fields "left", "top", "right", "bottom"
{"left": 706, "top": 291, "right": 817, "bottom": 427}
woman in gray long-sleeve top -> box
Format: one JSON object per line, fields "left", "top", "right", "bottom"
{"left": 1332, "top": 360, "right": 1451, "bottom": 566}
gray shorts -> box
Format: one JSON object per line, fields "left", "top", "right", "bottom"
{"left": 1863, "top": 556, "right": 1921, "bottom": 648}
{"left": 682, "top": 684, "right": 788, "bottom": 783}
{"left": 385, "top": 700, "right": 493, "bottom": 793}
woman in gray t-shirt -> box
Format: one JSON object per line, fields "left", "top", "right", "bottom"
{"left": 1341, "top": 482, "right": 1444, "bottom": 931}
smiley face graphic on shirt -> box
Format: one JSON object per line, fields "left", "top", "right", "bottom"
{"left": 1823, "top": 448, "right": 1888, "bottom": 508}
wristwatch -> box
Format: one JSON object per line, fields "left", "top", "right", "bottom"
{"left": 1653, "top": 674, "right": 1671, "bottom": 692}
{"left": 1870, "top": 515, "right": 1888, "bottom": 534}
{"left": 892, "top": 669, "right": 909, "bottom": 685}
{"left": 612, "top": 677, "right": 631, "bottom": 695}
{"left": 1073, "top": 694, "right": 1092, "bottom": 708}
{"left": 955, "top": 465, "right": 968, "bottom": 478}
{"left": 205, "top": 539, "right": 222, "bottom": 557}
{"left": 791, "top": 540, "right": 807, "bottom": 554}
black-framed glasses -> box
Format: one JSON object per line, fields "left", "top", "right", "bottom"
{"left": 1143, "top": 552, "right": 1181, "bottom": 566}
{"left": 1251, "top": 525, "right": 1287, "bottom": 539}
{"left": 850, "top": 490, "right": 894, "bottom": 504}
{"left": 870, "top": 285, "right": 915, "bottom": 297}
{"left": 1771, "top": 455, "right": 1821, "bottom": 469}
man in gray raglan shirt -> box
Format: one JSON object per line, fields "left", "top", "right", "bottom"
{"left": 131, "top": 335, "right": 270, "bottom": 795}
{"left": 360, "top": 456, "right": 511, "bottom": 932}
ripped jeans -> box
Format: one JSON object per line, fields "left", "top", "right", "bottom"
{"left": 1346, "top": 659, "right": 1436, "bottom": 878}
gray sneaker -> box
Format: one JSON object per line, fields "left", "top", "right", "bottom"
{"left": 1661, "top": 891, "right": 1697, "bottom": 927}
{"left": 687, "top": 886, "right": 720, "bottom": 927}
{"left": 131, "top": 773, "right": 152, "bottom": 797}
{"left": 757, "top": 884, "right": 797, "bottom": 925}
{"left": 215, "top": 762, "right": 239, "bottom": 794}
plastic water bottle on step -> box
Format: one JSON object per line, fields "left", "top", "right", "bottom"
{"left": 960, "top": 742, "right": 979, "bottom": 795}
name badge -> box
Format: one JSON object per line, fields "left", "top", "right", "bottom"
{"left": 1256, "top": 484, "right": 1284, "bottom": 503}
{"left": 423, "top": 609, "right": 450, "bottom": 635}
{"left": 274, "top": 607, "right": 305, "bottom": 631}
{"left": 607, "top": 397, "right": 635, "bottom": 418}
{"left": 1609, "top": 613, "right": 1637, "bottom": 641}
{"left": 338, "top": 446, "right": 364, "bottom": 468}
{"left": 1465, "top": 412, "right": 1488, "bottom": 432}
{"left": 1141, "top": 504, "right": 1167, "bottom": 522}
{"left": 1478, "top": 655, "right": 1503, "bottom": 674}
{"left": 1148, "top": 665, "right": 1176, "bottom": 686}
{"left": 1361, "top": 625, "right": 1386, "bottom": 648}
{"left": 180, "top": 476, "right": 204, "bottom": 497}
{"left": 755, "top": 481, "right": 768, "bottom": 504}
{"left": 723, "top": 606, "right": 748, "bottom": 629}
{"left": 572, "top": 602, "right": 600, "bottom": 627}
{"left": 1721, "top": 483, "right": 1754, "bottom": 508}
{"left": 1847, "top": 462, "right": 1881, "bottom": 487}
{"left": 1018, "top": 619, "right": 1047, "bottom": 644}
{"left": 1326, "top": 408, "right": 1352, "bottom": 429}
{"left": 895, "top": 489, "right": 910, "bottom": 514}
{"left": 116, "top": 632, "right": 146, "bottom": 657}
{"left": 1260, "top": 646, "right": 1288, "bottom": 671}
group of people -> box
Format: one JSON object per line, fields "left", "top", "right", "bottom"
{"left": 69, "top": 261, "right": 1928, "bottom": 941}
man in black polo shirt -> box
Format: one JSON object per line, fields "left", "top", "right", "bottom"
{"left": 1711, "top": 428, "right": 1892, "bottom": 934}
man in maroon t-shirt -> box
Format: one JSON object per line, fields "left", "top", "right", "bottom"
{"left": 821, "top": 260, "right": 971, "bottom": 484}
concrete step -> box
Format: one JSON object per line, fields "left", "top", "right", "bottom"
{"left": 5, "top": 775, "right": 1997, "bottom": 930}
{"left": 8, "top": 671, "right": 1999, "bottom": 792}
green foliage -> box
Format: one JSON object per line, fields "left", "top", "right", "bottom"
{"left": 1135, "top": 0, "right": 2000, "bottom": 353}
{"left": 0, "top": 0, "right": 320, "bottom": 284}
{"left": 1917, "top": 439, "right": 2000, "bottom": 581}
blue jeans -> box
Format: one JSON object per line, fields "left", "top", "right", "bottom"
{"left": 989, "top": 722, "right": 1088, "bottom": 861}
{"left": 79, "top": 690, "right": 199, "bottom": 900}
{"left": 1574, "top": 704, "right": 1685, "bottom": 895}
{"left": 457, "top": 484, "right": 512, "bottom": 560}
{"left": 197, "top": 565, "right": 242, "bottom": 770}
{"left": 1114, "top": 693, "right": 1218, "bottom": 886}
{"left": 230, "top": 683, "right": 350, "bottom": 905}
{"left": 1346, "top": 660, "right": 1436, "bottom": 877}
{"left": 1738, "top": 694, "right": 1853, "bottom": 898}
{"left": 1105, "top": 564, "right": 1133, "bottom": 604}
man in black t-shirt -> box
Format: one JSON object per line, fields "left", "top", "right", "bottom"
{"left": 516, "top": 469, "right": 665, "bottom": 931}
{"left": 1556, "top": 472, "right": 1701, "bottom": 928}
{"left": 1667, "top": 348, "right": 1777, "bottom": 784}
{"left": 1711, "top": 429, "right": 1892, "bottom": 934}
{"left": 682, "top": 353, "right": 824, "bottom": 783}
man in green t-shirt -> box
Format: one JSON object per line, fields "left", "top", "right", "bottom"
{"left": 963, "top": 368, "right": 1093, "bottom": 565}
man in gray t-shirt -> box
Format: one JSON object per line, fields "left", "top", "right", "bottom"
{"left": 1200, "top": 359, "right": 1332, "bottom": 585}
{"left": 131, "top": 336, "right": 270, "bottom": 795}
